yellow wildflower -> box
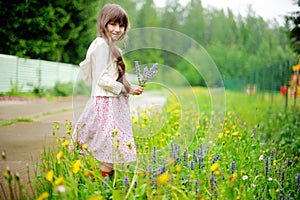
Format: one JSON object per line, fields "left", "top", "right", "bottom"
{"left": 72, "top": 160, "right": 82, "bottom": 174}
{"left": 37, "top": 192, "right": 49, "bottom": 200}
{"left": 82, "top": 144, "right": 88, "bottom": 149}
{"left": 176, "top": 165, "right": 182, "bottom": 173}
{"left": 190, "top": 173, "right": 195, "bottom": 179}
{"left": 230, "top": 172, "right": 238, "bottom": 181}
{"left": 215, "top": 170, "right": 221, "bottom": 176}
{"left": 46, "top": 170, "right": 54, "bottom": 182}
{"left": 157, "top": 172, "right": 171, "bottom": 186}
{"left": 141, "top": 113, "right": 147, "bottom": 120}
{"left": 132, "top": 117, "right": 138, "bottom": 124}
{"left": 218, "top": 132, "right": 224, "bottom": 139}
{"left": 87, "top": 195, "right": 104, "bottom": 200}
{"left": 210, "top": 162, "right": 219, "bottom": 172}
{"left": 147, "top": 106, "right": 152, "bottom": 111}
{"left": 126, "top": 141, "right": 132, "bottom": 149}
{"left": 141, "top": 123, "right": 146, "bottom": 128}
{"left": 232, "top": 131, "right": 239, "bottom": 136}
{"left": 54, "top": 176, "right": 64, "bottom": 185}
{"left": 56, "top": 151, "right": 63, "bottom": 164}
{"left": 62, "top": 140, "right": 69, "bottom": 147}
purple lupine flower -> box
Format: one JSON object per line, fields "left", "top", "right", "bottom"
{"left": 135, "top": 61, "right": 158, "bottom": 86}
{"left": 296, "top": 173, "right": 300, "bottom": 192}
{"left": 183, "top": 148, "right": 187, "bottom": 166}
{"left": 133, "top": 181, "right": 137, "bottom": 189}
{"left": 265, "top": 157, "right": 269, "bottom": 177}
{"left": 103, "top": 177, "right": 108, "bottom": 190}
{"left": 279, "top": 194, "right": 284, "bottom": 200}
{"left": 280, "top": 168, "right": 284, "bottom": 187}
{"left": 148, "top": 165, "right": 152, "bottom": 177}
{"left": 286, "top": 195, "right": 290, "bottom": 200}
{"left": 153, "top": 146, "right": 157, "bottom": 163}
{"left": 210, "top": 172, "right": 215, "bottom": 193}
{"left": 195, "top": 180, "right": 199, "bottom": 194}
{"left": 231, "top": 161, "right": 236, "bottom": 174}
{"left": 181, "top": 175, "right": 185, "bottom": 182}
{"left": 212, "top": 154, "right": 220, "bottom": 164}
{"left": 198, "top": 144, "right": 203, "bottom": 156}
{"left": 190, "top": 160, "right": 195, "bottom": 171}
{"left": 161, "top": 162, "right": 166, "bottom": 174}
{"left": 124, "top": 176, "right": 129, "bottom": 188}
{"left": 193, "top": 149, "right": 197, "bottom": 161}
{"left": 253, "top": 127, "right": 257, "bottom": 139}
{"left": 134, "top": 61, "right": 141, "bottom": 85}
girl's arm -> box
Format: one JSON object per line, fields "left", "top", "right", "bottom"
{"left": 93, "top": 41, "right": 123, "bottom": 95}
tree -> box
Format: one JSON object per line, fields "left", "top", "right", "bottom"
{"left": 0, "top": 0, "right": 99, "bottom": 64}
{"left": 285, "top": 0, "right": 300, "bottom": 55}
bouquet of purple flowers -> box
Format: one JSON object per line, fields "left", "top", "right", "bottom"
{"left": 134, "top": 61, "right": 158, "bottom": 87}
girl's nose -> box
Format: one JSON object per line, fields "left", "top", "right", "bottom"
{"left": 115, "top": 25, "right": 120, "bottom": 31}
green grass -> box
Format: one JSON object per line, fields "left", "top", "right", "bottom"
{"left": 1, "top": 87, "right": 299, "bottom": 200}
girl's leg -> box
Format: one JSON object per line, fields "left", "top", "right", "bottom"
{"left": 99, "top": 162, "right": 114, "bottom": 178}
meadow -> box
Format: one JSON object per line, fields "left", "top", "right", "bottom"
{"left": 1, "top": 87, "right": 299, "bottom": 200}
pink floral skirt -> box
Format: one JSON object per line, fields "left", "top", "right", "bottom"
{"left": 72, "top": 96, "right": 136, "bottom": 163}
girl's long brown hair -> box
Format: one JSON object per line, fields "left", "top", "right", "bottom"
{"left": 97, "top": 4, "right": 130, "bottom": 92}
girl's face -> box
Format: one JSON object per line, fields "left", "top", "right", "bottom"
{"left": 107, "top": 22, "right": 125, "bottom": 41}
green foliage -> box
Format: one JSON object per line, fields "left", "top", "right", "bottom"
{"left": 50, "top": 82, "right": 74, "bottom": 97}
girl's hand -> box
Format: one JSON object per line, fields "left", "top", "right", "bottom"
{"left": 129, "top": 85, "right": 144, "bottom": 95}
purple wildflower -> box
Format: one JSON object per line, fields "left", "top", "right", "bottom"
{"left": 195, "top": 180, "right": 199, "bottom": 194}
{"left": 134, "top": 61, "right": 158, "bottom": 86}
{"left": 124, "top": 176, "right": 129, "bottom": 188}
{"left": 153, "top": 146, "right": 157, "bottom": 163}
{"left": 231, "top": 161, "right": 236, "bottom": 174}
{"left": 253, "top": 127, "right": 257, "bottom": 139}
{"left": 103, "top": 177, "right": 108, "bottom": 190}
{"left": 183, "top": 148, "right": 187, "bottom": 166}
{"left": 190, "top": 160, "right": 195, "bottom": 171}
{"left": 265, "top": 157, "right": 269, "bottom": 177}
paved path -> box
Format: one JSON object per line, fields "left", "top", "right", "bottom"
{"left": 0, "top": 91, "right": 166, "bottom": 198}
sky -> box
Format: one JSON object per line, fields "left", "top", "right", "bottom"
{"left": 153, "top": 0, "right": 299, "bottom": 25}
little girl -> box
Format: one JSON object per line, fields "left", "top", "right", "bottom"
{"left": 72, "top": 3, "right": 144, "bottom": 178}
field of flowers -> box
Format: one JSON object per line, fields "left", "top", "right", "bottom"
{"left": 1, "top": 87, "right": 300, "bottom": 200}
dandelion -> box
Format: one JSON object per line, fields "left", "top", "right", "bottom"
{"left": 82, "top": 144, "right": 88, "bottom": 149}
{"left": 230, "top": 172, "right": 238, "bottom": 181}
{"left": 46, "top": 170, "right": 54, "bottom": 182}
{"left": 126, "top": 141, "right": 132, "bottom": 149}
{"left": 176, "top": 165, "right": 182, "bottom": 173}
{"left": 36, "top": 192, "right": 49, "bottom": 200}
{"left": 54, "top": 176, "right": 64, "bottom": 185}
{"left": 148, "top": 105, "right": 152, "bottom": 111}
{"left": 62, "top": 140, "right": 69, "bottom": 147}
{"left": 132, "top": 117, "right": 138, "bottom": 124}
{"left": 210, "top": 162, "right": 219, "bottom": 172}
{"left": 56, "top": 151, "right": 63, "bottom": 164}
{"left": 157, "top": 172, "right": 171, "bottom": 186}
{"left": 72, "top": 160, "right": 82, "bottom": 174}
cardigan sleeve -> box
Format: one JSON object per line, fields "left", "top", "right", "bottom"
{"left": 92, "top": 40, "right": 123, "bottom": 95}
